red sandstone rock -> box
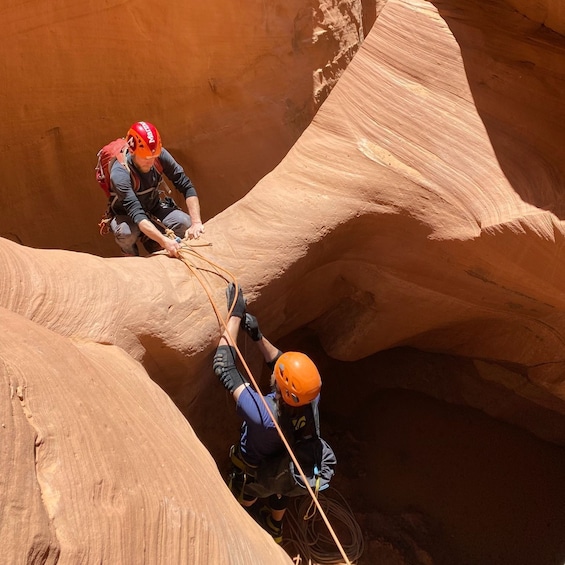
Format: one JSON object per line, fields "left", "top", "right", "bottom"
{"left": 0, "top": 306, "right": 291, "bottom": 564}
{"left": 1, "top": 0, "right": 565, "bottom": 562}
{"left": 506, "top": 0, "right": 565, "bottom": 34}
{"left": 0, "top": 0, "right": 366, "bottom": 256}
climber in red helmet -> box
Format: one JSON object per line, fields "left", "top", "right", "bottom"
{"left": 108, "top": 121, "right": 204, "bottom": 257}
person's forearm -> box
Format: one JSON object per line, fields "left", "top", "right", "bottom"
{"left": 219, "top": 315, "right": 241, "bottom": 348}
{"left": 186, "top": 196, "right": 202, "bottom": 223}
{"left": 138, "top": 218, "right": 169, "bottom": 247}
{"left": 257, "top": 336, "right": 282, "bottom": 364}
{"left": 138, "top": 219, "right": 181, "bottom": 257}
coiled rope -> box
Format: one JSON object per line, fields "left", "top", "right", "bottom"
{"left": 285, "top": 489, "right": 364, "bottom": 564}
{"left": 158, "top": 233, "right": 355, "bottom": 564}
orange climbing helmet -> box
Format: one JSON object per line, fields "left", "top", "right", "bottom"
{"left": 274, "top": 352, "right": 322, "bottom": 406}
{"left": 126, "top": 121, "right": 162, "bottom": 159}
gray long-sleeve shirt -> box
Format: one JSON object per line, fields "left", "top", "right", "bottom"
{"left": 109, "top": 148, "right": 197, "bottom": 224}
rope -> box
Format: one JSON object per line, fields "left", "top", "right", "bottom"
{"left": 161, "top": 231, "right": 353, "bottom": 565}
{"left": 285, "top": 490, "right": 365, "bottom": 564}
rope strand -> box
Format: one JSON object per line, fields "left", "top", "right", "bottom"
{"left": 286, "top": 490, "right": 364, "bottom": 564}
{"left": 164, "top": 233, "right": 354, "bottom": 564}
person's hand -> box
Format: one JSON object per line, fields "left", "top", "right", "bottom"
{"left": 241, "top": 313, "right": 263, "bottom": 341}
{"left": 186, "top": 222, "right": 205, "bottom": 239}
{"left": 162, "top": 237, "right": 181, "bottom": 258}
{"left": 226, "top": 283, "right": 246, "bottom": 318}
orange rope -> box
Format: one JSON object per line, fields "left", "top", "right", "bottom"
{"left": 171, "top": 237, "right": 352, "bottom": 565}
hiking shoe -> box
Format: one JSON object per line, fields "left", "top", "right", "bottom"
{"left": 259, "top": 505, "right": 283, "bottom": 544}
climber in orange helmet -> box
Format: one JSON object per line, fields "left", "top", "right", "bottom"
{"left": 213, "top": 284, "right": 335, "bottom": 545}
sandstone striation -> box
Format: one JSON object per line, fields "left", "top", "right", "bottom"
{"left": 2, "top": 0, "right": 565, "bottom": 563}
{"left": 0, "top": 0, "right": 367, "bottom": 256}
{"left": 0, "top": 305, "right": 290, "bottom": 564}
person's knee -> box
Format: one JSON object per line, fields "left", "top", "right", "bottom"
{"left": 163, "top": 210, "right": 191, "bottom": 235}
{"left": 240, "top": 496, "right": 257, "bottom": 508}
{"left": 268, "top": 494, "right": 288, "bottom": 511}
{"left": 112, "top": 219, "right": 138, "bottom": 239}
{"left": 111, "top": 218, "right": 140, "bottom": 254}
{"left": 116, "top": 230, "right": 138, "bottom": 245}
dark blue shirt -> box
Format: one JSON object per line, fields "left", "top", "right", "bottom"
{"left": 236, "top": 387, "right": 320, "bottom": 467}
{"left": 109, "top": 147, "right": 197, "bottom": 224}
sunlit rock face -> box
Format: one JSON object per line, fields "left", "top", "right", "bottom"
{"left": 0, "top": 0, "right": 368, "bottom": 256}
{"left": 210, "top": 0, "right": 565, "bottom": 400}
{"left": 0, "top": 305, "right": 291, "bottom": 564}
{"left": 2, "top": 0, "right": 565, "bottom": 563}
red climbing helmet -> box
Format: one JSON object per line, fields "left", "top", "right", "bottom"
{"left": 126, "top": 121, "right": 162, "bottom": 159}
{"left": 274, "top": 352, "right": 322, "bottom": 406}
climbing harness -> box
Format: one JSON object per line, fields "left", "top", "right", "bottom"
{"left": 227, "top": 444, "right": 272, "bottom": 507}
{"left": 160, "top": 231, "right": 355, "bottom": 565}
{"left": 98, "top": 208, "right": 112, "bottom": 236}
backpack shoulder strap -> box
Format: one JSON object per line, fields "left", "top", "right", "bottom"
{"left": 309, "top": 400, "right": 321, "bottom": 438}
{"left": 265, "top": 395, "right": 279, "bottom": 424}
{"left": 154, "top": 157, "right": 164, "bottom": 175}
{"left": 118, "top": 151, "right": 140, "bottom": 193}
{"left": 268, "top": 396, "right": 298, "bottom": 446}
{"left": 266, "top": 397, "right": 320, "bottom": 443}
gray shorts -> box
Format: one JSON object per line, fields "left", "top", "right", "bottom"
{"left": 111, "top": 202, "right": 191, "bottom": 255}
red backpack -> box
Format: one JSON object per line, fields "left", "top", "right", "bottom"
{"left": 95, "top": 138, "right": 163, "bottom": 198}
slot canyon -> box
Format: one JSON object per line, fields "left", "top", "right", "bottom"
{"left": 1, "top": 0, "right": 565, "bottom": 563}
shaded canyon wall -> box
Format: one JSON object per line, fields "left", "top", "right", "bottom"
{"left": 0, "top": 0, "right": 371, "bottom": 256}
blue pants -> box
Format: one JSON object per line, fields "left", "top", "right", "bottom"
{"left": 111, "top": 203, "right": 191, "bottom": 255}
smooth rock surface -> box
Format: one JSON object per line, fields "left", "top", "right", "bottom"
{"left": 0, "top": 0, "right": 367, "bottom": 256}
{"left": 2, "top": 0, "right": 565, "bottom": 562}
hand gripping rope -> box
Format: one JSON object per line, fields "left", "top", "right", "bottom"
{"left": 159, "top": 231, "right": 355, "bottom": 565}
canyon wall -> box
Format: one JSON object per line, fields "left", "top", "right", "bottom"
{"left": 0, "top": 0, "right": 368, "bottom": 256}
{"left": 1, "top": 0, "right": 565, "bottom": 563}
{"left": 506, "top": 0, "right": 565, "bottom": 34}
